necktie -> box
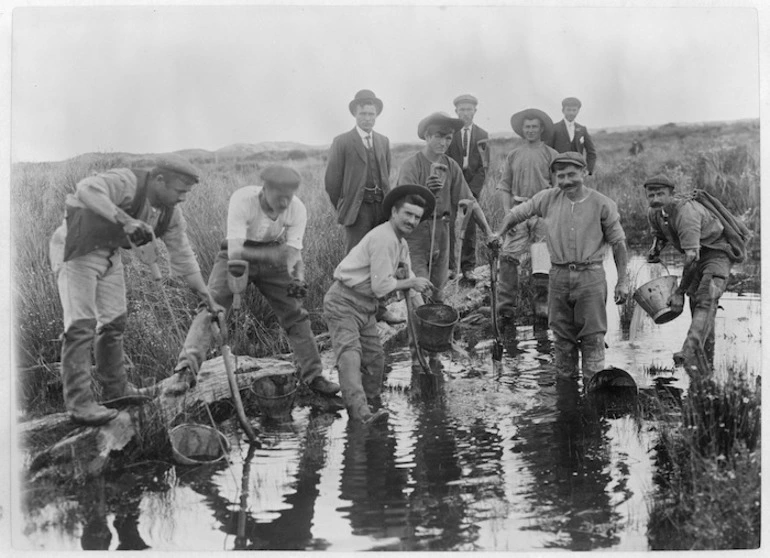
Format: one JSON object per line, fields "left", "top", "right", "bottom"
{"left": 462, "top": 128, "right": 469, "bottom": 153}
{"left": 365, "top": 135, "right": 372, "bottom": 150}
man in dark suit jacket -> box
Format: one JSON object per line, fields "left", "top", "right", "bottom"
{"left": 446, "top": 94, "right": 489, "bottom": 282}
{"left": 547, "top": 97, "right": 597, "bottom": 175}
{"left": 325, "top": 89, "right": 402, "bottom": 324}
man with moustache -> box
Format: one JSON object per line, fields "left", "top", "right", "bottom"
{"left": 446, "top": 94, "right": 489, "bottom": 283}
{"left": 488, "top": 152, "right": 629, "bottom": 389}
{"left": 325, "top": 89, "right": 402, "bottom": 325}
{"left": 547, "top": 97, "right": 597, "bottom": 175}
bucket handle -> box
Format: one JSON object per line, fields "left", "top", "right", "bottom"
{"left": 633, "top": 260, "right": 671, "bottom": 290}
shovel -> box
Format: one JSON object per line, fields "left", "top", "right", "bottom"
{"left": 487, "top": 249, "right": 505, "bottom": 368}
{"left": 227, "top": 260, "right": 249, "bottom": 309}
{"left": 454, "top": 200, "right": 475, "bottom": 279}
{"left": 397, "top": 264, "right": 431, "bottom": 374}
{"left": 129, "top": 232, "right": 162, "bottom": 280}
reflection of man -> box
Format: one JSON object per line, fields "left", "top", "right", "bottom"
{"left": 490, "top": 152, "right": 629, "bottom": 386}
{"left": 547, "top": 97, "right": 597, "bottom": 175}
{"left": 325, "top": 89, "right": 402, "bottom": 325}
{"left": 496, "top": 108, "right": 558, "bottom": 329}
{"left": 446, "top": 94, "right": 489, "bottom": 283}
{"left": 324, "top": 185, "right": 434, "bottom": 424}
{"left": 165, "top": 166, "right": 339, "bottom": 397}
{"left": 644, "top": 175, "right": 743, "bottom": 368}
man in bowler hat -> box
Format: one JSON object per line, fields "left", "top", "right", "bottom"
{"left": 547, "top": 97, "right": 597, "bottom": 175}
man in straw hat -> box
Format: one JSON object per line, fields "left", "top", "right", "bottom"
{"left": 447, "top": 94, "right": 489, "bottom": 284}
{"left": 496, "top": 108, "right": 559, "bottom": 333}
{"left": 643, "top": 175, "right": 745, "bottom": 369}
{"left": 547, "top": 97, "right": 597, "bottom": 175}
{"left": 324, "top": 184, "right": 435, "bottom": 425}
{"left": 488, "top": 152, "right": 629, "bottom": 389}
{"left": 325, "top": 89, "right": 403, "bottom": 326}
{"left": 397, "top": 112, "right": 494, "bottom": 302}
{"left": 165, "top": 165, "right": 340, "bottom": 398}
{"left": 48, "top": 155, "right": 223, "bottom": 425}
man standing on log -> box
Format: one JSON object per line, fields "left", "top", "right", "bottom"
{"left": 496, "top": 109, "right": 559, "bottom": 332}
{"left": 644, "top": 175, "right": 747, "bottom": 369}
{"left": 488, "top": 152, "right": 629, "bottom": 389}
{"left": 325, "top": 89, "right": 403, "bottom": 326}
{"left": 48, "top": 155, "right": 223, "bottom": 425}
{"left": 446, "top": 94, "right": 489, "bottom": 284}
{"left": 165, "top": 166, "right": 340, "bottom": 397}
{"left": 324, "top": 184, "right": 434, "bottom": 425}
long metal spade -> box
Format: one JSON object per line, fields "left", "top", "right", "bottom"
{"left": 488, "top": 249, "right": 505, "bottom": 368}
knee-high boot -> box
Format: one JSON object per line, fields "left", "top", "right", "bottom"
{"left": 553, "top": 337, "right": 579, "bottom": 380}
{"left": 94, "top": 313, "right": 129, "bottom": 400}
{"left": 497, "top": 255, "right": 520, "bottom": 323}
{"left": 580, "top": 333, "right": 606, "bottom": 385}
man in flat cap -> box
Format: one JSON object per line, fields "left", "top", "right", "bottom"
{"left": 488, "top": 152, "right": 629, "bottom": 389}
{"left": 325, "top": 90, "right": 402, "bottom": 326}
{"left": 324, "top": 184, "right": 434, "bottom": 425}
{"left": 165, "top": 165, "right": 340, "bottom": 397}
{"left": 496, "top": 108, "right": 559, "bottom": 331}
{"left": 397, "top": 112, "right": 494, "bottom": 302}
{"left": 447, "top": 94, "right": 490, "bottom": 284}
{"left": 48, "top": 155, "right": 223, "bottom": 425}
{"left": 547, "top": 97, "right": 597, "bottom": 175}
{"left": 644, "top": 175, "right": 749, "bottom": 369}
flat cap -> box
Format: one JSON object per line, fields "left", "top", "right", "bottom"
{"left": 349, "top": 89, "right": 383, "bottom": 115}
{"left": 643, "top": 175, "right": 676, "bottom": 190}
{"left": 550, "top": 151, "right": 587, "bottom": 170}
{"left": 154, "top": 155, "right": 200, "bottom": 184}
{"left": 453, "top": 94, "right": 478, "bottom": 107}
{"left": 562, "top": 97, "right": 582, "bottom": 108}
{"left": 261, "top": 165, "right": 302, "bottom": 188}
{"left": 418, "top": 112, "right": 464, "bottom": 139}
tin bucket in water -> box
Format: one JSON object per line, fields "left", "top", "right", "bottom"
{"left": 633, "top": 275, "right": 682, "bottom": 324}
{"left": 413, "top": 303, "right": 459, "bottom": 352}
{"left": 530, "top": 241, "right": 551, "bottom": 276}
{"left": 169, "top": 424, "right": 230, "bottom": 465}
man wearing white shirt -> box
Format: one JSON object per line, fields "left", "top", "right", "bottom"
{"left": 165, "top": 166, "right": 340, "bottom": 397}
{"left": 547, "top": 97, "right": 597, "bottom": 175}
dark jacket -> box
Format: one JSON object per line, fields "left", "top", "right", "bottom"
{"left": 324, "top": 128, "right": 391, "bottom": 226}
{"left": 547, "top": 120, "right": 597, "bottom": 174}
{"left": 446, "top": 124, "right": 488, "bottom": 197}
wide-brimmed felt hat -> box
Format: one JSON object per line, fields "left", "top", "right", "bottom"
{"left": 417, "top": 112, "right": 464, "bottom": 139}
{"left": 510, "top": 108, "right": 554, "bottom": 140}
{"left": 348, "top": 89, "right": 383, "bottom": 115}
{"left": 383, "top": 184, "right": 436, "bottom": 221}
{"left": 550, "top": 151, "right": 587, "bottom": 170}
{"left": 643, "top": 175, "right": 676, "bottom": 190}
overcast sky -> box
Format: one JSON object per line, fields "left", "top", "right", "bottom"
{"left": 9, "top": 3, "right": 762, "bottom": 162}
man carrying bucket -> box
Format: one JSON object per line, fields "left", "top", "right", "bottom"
{"left": 397, "top": 112, "right": 494, "bottom": 302}
{"left": 488, "top": 152, "right": 629, "bottom": 388}
{"left": 323, "top": 185, "right": 435, "bottom": 425}
{"left": 643, "top": 175, "right": 743, "bottom": 368}
{"left": 164, "top": 166, "right": 340, "bottom": 397}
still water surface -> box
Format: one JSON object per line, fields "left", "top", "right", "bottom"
{"left": 20, "top": 259, "right": 761, "bottom": 550}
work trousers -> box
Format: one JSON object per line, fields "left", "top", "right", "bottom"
{"left": 323, "top": 281, "right": 385, "bottom": 421}
{"left": 176, "top": 250, "right": 323, "bottom": 384}
{"left": 407, "top": 217, "right": 450, "bottom": 303}
{"left": 56, "top": 249, "right": 129, "bottom": 409}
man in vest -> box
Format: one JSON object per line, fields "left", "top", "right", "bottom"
{"left": 644, "top": 175, "right": 736, "bottom": 368}
{"left": 48, "top": 155, "right": 223, "bottom": 425}
{"left": 165, "top": 166, "right": 340, "bottom": 398}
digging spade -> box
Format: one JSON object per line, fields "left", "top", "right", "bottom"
{"left": 227, "top": 260, "right": 249, "bottom": 309}
{"left": 129, "top": 232, "right": 162, "bottom": 280}
{"left": 397, "top": 264, "right": 431, "bottom": 374}
{"left": 454, "top": 200, "right": 475, "bottom": 279}
{"left": 488, "top": 245, "right": 504, "bottom": 369}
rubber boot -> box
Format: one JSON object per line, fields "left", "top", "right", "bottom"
{"left": 497, "top": 256, "right": 520, "bottom": 334}
{"left": 553, "top": 338, "right": 579, "bottom": 380}
{"left": 673, "top": 307, "right": 713, "bottom": 368}
{"left": 288, "top": 319, "right": 340, "bottom": 394}
{"left": 338, "top": 351, "right": 374, "bottom": 422}
{"left": 94, "top": 314, "right": 128, "bottom": 401}
{"left": 61, "top": 318, "right": 118, "bottom": 426}
{"left": 580, "top": 333, "right": 606, "bottom": 391}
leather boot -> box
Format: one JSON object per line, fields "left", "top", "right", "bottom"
{"left": 496, "top": 256, "right": 520, "bottom": 322}
{"left": 338, "top": 351, "right": 372, "bottom": 421}
{"left": 580, "top": 333, "right": 606, "bottom": 389}
{"left": 287, "top": 319, "right": 340, "bottom": 394}
{"left": 553, "top": 338, "right": 579, "bottom": 380}
{"left": 673, "top": 307, "right": 713, "bottom": 367}
{"left": 94, "top": 314, "right": 128, "bottom": 401}
{"left": 61, "top": 318, "right": 118, "bottom": 426}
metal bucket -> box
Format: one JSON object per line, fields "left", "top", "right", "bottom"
{"left": 413, "top": 303, "right": 459, "bottom": 352}
{"left": 633, "top": 275, "right": 682, "bottom": 324}
{"left": 530, "top": 241, "right": 551, "bottom": 276}
{"left": 250, "top": 374, "right": 298, "bottom": 421}
{"left": 169, "top": 424, "right": 230, "bottom": 465}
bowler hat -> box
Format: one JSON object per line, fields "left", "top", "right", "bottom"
{"left": 643, "top": 175, "right": 676, "bottom": 190}
{"left": 453, "top": 94, "right": 478, "bottom": 107}
{"left": 154, "top": 155, "right": 200, "bottom": 184}
{"left": 550, "top": 151, "right": 587, "bottom": 170}
{"left": 383, "top": 184, "right": 436, "bottom": 221}
{"left": 418, "top": 112, "right": 464, "bottom": 140}
{"left": 348, "top": 89, "right": 383, "bottom": 116}
{"left": 261, "top": 165, "right": 302, "bottom": 188}
{"left": 561, "top": 97, "right": 582, "bottom": 108}
{"left": 510, "top": 108, "right": 554, "bottom": 140}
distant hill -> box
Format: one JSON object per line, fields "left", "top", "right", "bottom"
{"left": 216, "top": 141, "right": 326, "bottom": 156}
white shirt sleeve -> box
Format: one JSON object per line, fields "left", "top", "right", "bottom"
{"left": 284, "top": 199, "right": 307, "bottom": 251}
{"left": 227, "top": 188, "right": 251, "bottom": 240}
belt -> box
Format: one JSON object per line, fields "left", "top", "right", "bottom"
{"left": 552, "top": 262, "right": 603, "bottom": 271}
{"left": 219, "top": 239, "right": 281, "bottom": 250}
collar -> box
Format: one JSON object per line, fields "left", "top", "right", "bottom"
{"left": 356, "top": 126, "right": 373, "bottom": 141}
{"left": 462, "top": 124, "right": 473, "bottom": 133}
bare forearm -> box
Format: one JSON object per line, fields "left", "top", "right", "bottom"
{"left": 677, "top": 253, "right": 699, "bottom": 295}
{"left": 612, "top": 240, "right": 629, "bottom": 283}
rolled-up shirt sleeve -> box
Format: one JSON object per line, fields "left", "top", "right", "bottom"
{"left": 284, "top": 201, "right": 307, "bottom": 251}
{"left": 368, "top": 237, "right": 400, "bottom": 298}
{"left": 161, "top": 208, "right": 201, "bottom": 278}
{"left": 226, "top": 188, "right": 251, "bottom": 241}
{"left": 674, "top": 203, "right": 702, "bottom": 251}
{"left": 601, "top": 200, "right": 626, "bottom": 245}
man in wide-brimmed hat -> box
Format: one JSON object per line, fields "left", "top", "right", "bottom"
{"left": 496, "top": 108, "right": 559, "bottom": 333}
{"left": 397, "top": 112, "right": 494, "bottom": 302}
{"left": 324, "top": 184, "right": 435, "bottom": 425}
{"left": 547, "top": 97, "right": 597, "bottom": 175}
{"left": 325, "top": 89, "right": 402, "bottom": 326}
{"left": 446, "top": 94, "right": 490, "bottom": 284}
{"left": 488, "top": 152, "right": 629, "bottom": 389}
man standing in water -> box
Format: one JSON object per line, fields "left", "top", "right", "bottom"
{"left": 324, "top": 185, "right": 435, "bottom": 424}
{"left": 488, "top": 152, "right": 629, "bottom": 388}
